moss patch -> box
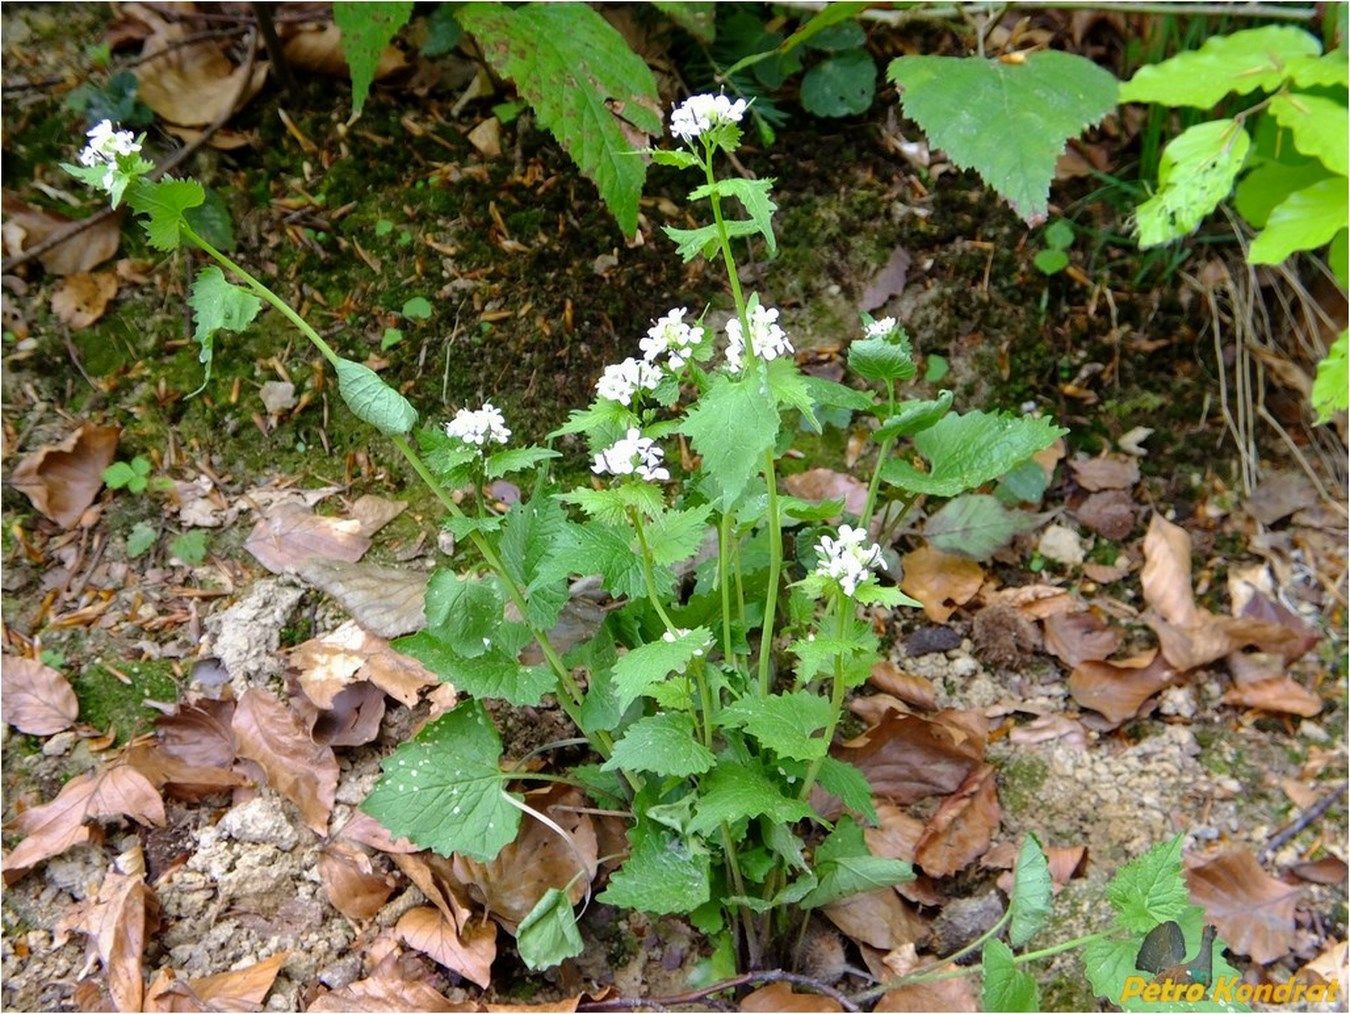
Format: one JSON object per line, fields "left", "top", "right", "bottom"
{"left": 72, "top": 659, "right": 179, "bottom": 744}
{"left": 998, "top": 753, "right": 1050, "bottom": 816}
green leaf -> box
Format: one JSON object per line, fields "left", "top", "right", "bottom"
{"left": 424, "top": 571, "right": 501, "bottom": 659}
{"left": 334, "top": 1, "right": 414, "bottom": 115}
{"left": 599, "top": 822, "right": 712, "bottom": 915}
{"left": 183, "top": 187, "right": 235, "bottom": 252}
{"left": 801, "top": 375, "right": 875, "bottom": 412}
{"left": 334, "top": 358, "right": 418, "bottom": 436}
{"left": 103, "top": 461, "right": 143, "bottom": 492}
{"left": 687, "top": 761, "right": 814, "bottom": 836}
{"left": 664, "top": 218, "right": 761, "bottom": 262}
{"left": 888, "top": 51, "right": 1118, "bottom": 222}
{"left": 401, "top": 295, "right": 433, "bottom": 320}
{"left": 799, "top": 816, "right": 913, "bottom": 908}
{"left": 421, "top": 4, "right": 463, "bottom": 56}
{"left": 874, "top": 392, "right": 954, "bottom": 441}
{"left": 1044, "top": 218, "right": 1075, "bottom": 250}
{"left": 1268, "top": 93, "right": 1348, "bottom": 176}
{"left": 925, "top": 354, "right": 949, "bottom": 383}
{"left": 381, "top": 327, "right": 405, "bottom": 351}
{"left": 361, "top": 701, "right": 519, "bottom": 861}
{"left": 880, "top": 409, "right": 1066, "bottom": 498}
{"left": 720, "top": 691, "right": 833, "bottom": 761}
{"left": 558, "top": 483, "right": 665, "bottom": 527}
{"left": 643, "top": 505, "right": 712, "bottom": 566}
{"left": 396, "top": 631, "right": 554, "bottom": 705}
{"left": 814, "top": 756, "right": 877, "bottom": 824}
{"left": 1233, "top": 157, "right": 1330, "bottom": 230}
{"left": 924, "top": 494, "right": 1049, "bottom": 561}
{"left": 611, "top": 627, "right": 711, "bottom": 712}
{"left": 484, "top": 446, "right": 559, "bottom": 479}
{"left": 126, "top": 177, "right": 205, "bottom": 251}
{"left": 603, "top": 713, "right": 716, "bottom": 777}
{"left": 1034, "top": 248, "right": 1070, "bottom": 274}
{"left": 848, "top": 334, "right": 916, "bottom": 384}
{"left": 1313, "top": 329, "right": 1348, "bottom": 423}
{"left": 187, "top": 266, "right": 262, "bottom": 395}
{"left": 170, "top": 530, "right": 209, "bottom": 565}
{"left": 681, "top": 372, "right": 780, "bottom": 510}
{"left": 500, "top": 496, "right": 569, "bottom": 629}
{"left": 1287, "top": 50, "right": 1349, "bottom": 88}
{"left": 805, "top": 20, "right": 866, "bottom": 52}
{"left": 516, "top": 888, "right": 584, "bottom": 970}
{"left": 982, "top": 939, "right": 1038, "bottom": 1012}
{"left": 1119, "top": 25, "right": 1321, "bottom": 108}
{"left": 1135, "top": 119, "right": 1251, "bottom": 248}
{"left": 459, "top": 3, "right": 662, "bottom": 236}
{"left": 687, "top": 178, "right": 778, "bottom": 254}
{"left": 800, "top": 49, "right": 876, "bottom": 117}
{"left": 538, "top": 521, "right": 649, "bottom": 599}
{"left": 1107, "top": 835, "right": 1192, "bottom": 933}
{"left": 1084, "top": 929, "right": 1248, "bottom": 1012}
{"left": 126, "top": 521, "right": 156, "bottom": 558}
{"left": 652, "top": 1, "right": 716, "bottom": 42}
{"left": 650, "top": 148, "right": 701, "bottom": 170}
{"left": 1009, "top": 833, "right": 1053, "bottom": 947}
{"left": 1249, "top": 176, "right": 1348, "bottom": 265}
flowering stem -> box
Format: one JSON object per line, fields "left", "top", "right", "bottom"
{"left": 757, "top": 452, "right": 783, "bottom": 696}
{"left": 798, "top": 589, "right": 851, "bottom": 801}
{"left": 860, "top": 380, "right": 898, "bottom": 532}
{"left": 629, "top": 509, "right": 678, "bottom": 633}
{"left": 718, "top": 512, "right": 736, "bottom": 664}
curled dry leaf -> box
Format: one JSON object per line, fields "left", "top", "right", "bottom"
{"left": 740, "top": 982, "right": 843, "bottom": 1012}
{"left": 1067, "top": 453, "right": 1139, "bottom": 491}
{"left": 155, "top": 701, "right": 236, "bottom": 769}
{"left": 244, "top": 506, "right": 372, "bottom": 574}
{"left": 145, "top": 952, "right": 290, "bottom": 1011}
{"left": 78, "top": 858, "right": 159, "bottom": 1013}
{"left": 1068, "top": 650, "right": 1174, "bottom": 727}
{"left": 914, "top": 764, "right": 1000, "bottom": 877}
{"left": 1041, "top": 609, "right": 1121, "bottom": 668}
{"left": 866, "top": 803, "right": 941, "bottom": 906}
{"left": 122, "top": 742, "right": 249, "bottom": 801}
{"left": 868, "top": 661, "right": 936, "bottom": 711}
{"left": 900, "top": 546, "right": 984, "bottom": 623}
{"left": 1, "top": 193, "right": 121, "bottom": 274}
{"left": 1223, "top": 677, "right": 1322, "bottom": 717}
{"left": 319, "top": 841, "right": 397, "bottom": 922}
{"left": 783, "top": 468, "right": 868, "bottom": 517}
{"left": 392, "top": 852, "right": 474, "bottom": 928}
{"left": 1298, "top": 940, "right": 1349, "bottom": 1002}
{"left": 134, "top": 14, "right": 268, "bottom": 126}
{"left": 51, "top": 271, "right": 119, "bottom": 328}
{"left": 294, "top": 678, "right": 386, "bottom": 748}
{"left": 280, "top": 20, "right": 409, "bottom": 81}
{"left": 231, "top": 689, "right": 338, "bottom": 835}
{"left": 837, "top": 709, "right": 987, "bottom": 804}
{"left": 871, "top": 943, "right": 978, "bottom": 1012}
{"left": 338, "top": 811, "right": 419, "bottom": 854}
{"left": 1187, "top": 848, "right": 1299, "bottom": 963}
{"left": 396, "top": 905, "right": 497, "bottom": 989}
{"left": 823, "top": 886, "right": 927, "bottom": 952}
{"left": 1, "top": 656, "right": 78, "bottom": 734}
{"left": 291, "top": 620, "right": 437, "bottom": 709}
{"left": 10, "top": 423, "right": 120, "bottom": 529}
{"left": 294, "top": 559, "right": 428, "bottom": 638}
{"left": 306, "top": 954, "right": 469, "bottom": 1012}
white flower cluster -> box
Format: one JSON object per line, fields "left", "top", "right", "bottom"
{"left": 640, "top": 307, "right": 702, "bottom": 371}
{"left": 670, "top": 94, "right": 748, "bottom": 141}
{"left": 78, "top": 120, "right": 140, "bottom": 190}
{"left": 725, "top": 303, "right": 794, "bottom": 372}
{"left": 815, "top": 525, "right": 887, "bottom": 596}
{"left": 592, "top": 427, "right": 669, "bottom": 482}
{"left": 445, "top": 402, "right": 511, "bottom": 448}
{"left": 596, "top": 357, "right": 662, "bottom": 406}
{"left": 865, "top": 316, "right": 897, "bottom": 339}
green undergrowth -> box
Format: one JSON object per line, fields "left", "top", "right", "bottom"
{"left": 71, "top": 658, "right": 178, "bottom": 744}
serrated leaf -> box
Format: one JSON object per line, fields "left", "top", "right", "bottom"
{"left": 1248, "top": 176, "right": 1348, "bottom": 265}
{"left": 187, "top": 266, "right": 261, "bottom": 395}
{"left": 848, "top": 332, "right": 916, "bottom": 383}
{"left": 549, "top": 398, "right": 636, "bottom": 447}
{"left": 334, "top": 2, "right": 413, "bottom": 115}
{"left": 766, "top": 357, "right": 818, "bottom": 427}
{"left": 361, "top": 700, "right": 519, "bottom": 861}
{"left": 537, "top": 521, "right": 649, "bottom": 600}
{"left": 424, "top": 571, "right": 501, "bottom": 659}
{"left": 663, "top": 218, "right": 761, "bottom": 262}
{"left": 1268, "top": 94, "right": 1348, "bottom": 176}
{"left": 170, "top": 529, "right": 208, "bottom": 564}
{"left": 602, "top": 713, "right": 716, "bottom": 777}
{"left": 982, "top": 939, "right": 1038, "bottom": 1012}
{"left": 720, "top": 691, "right": 833, "bottom": 761}
{"left": 1136, "top": 119, "right": 1251, "bottom": 247}
{"left": 1119, "top": 25, "right": 1320, "bottom": 108}
{"left": 445, "top": 515, "right": 503, "bottom": 539}
{"left": 925, "top": 494, "right": 1050, "bottom": 561}
{"left": 500, "top": 496, "right": 569, "bottom": 629}
{"left": 1108, "top": 835, "right": 1193, "bottom": 932}
{"left": 126, "top": 521, "right": 156, "bottom": 558}
{"left": 801, "top": 374, "right": 875, "bottom": 412}
{"left": 799, "top": 816, "right": 913, "bottom": 908}
{"left": 1009, "top": 833, "right": 1053, "bottom": 947}
{"left": 801, "top": 48, "right": 876, "bottom": 117}
{"left": 599, "top": 822, "right": 712, "bottom": 915}
{"left": 687, "top": 761, "right": 814, "bottom": 836}
{"left": 126, "top": 177, "right": 205, "bottom": 251}
{"left": 687, "top": 178, "right": 778, "bottom": 255}
{"left": 1313, "top": 329, "right": 1348, "bottom": 423}
{"left": 558, "top": 483, "right": 665, "bottom": 526}
{"left": 814, "top": 756, "right": 877, "bottom": 824}
{"left": 1084, "top": 930, "right": 1248, "bottom": 1012}
{"left": 460, "top": 3, "right": 661, "bottom": 236}
{"left": 516, "top": 888, "right": 584, "bottom": 970}
{"left": 888, "top": 51, "right": 1118, "bottom": 222}
{"left": 397, "top": 631, "right": 553, "bottom": 705}
{"left": 611, "top": 627, "right": 711, "bottom": 712}
{"left": 652, "top": 1, "right": 716, "bottom": 42}
{"left": 643, "top": 504, "right": 712, "bottom": 566}
{"left": 650, "top": 148, "right": 701, "bottom": 169}
{"left": 484, "top": 445, "right": 559, "bottom": 479}
{"left": 681, "top": 372, "right": 780, "bottom": 509}
{"left": 880, "top": 409, "right": 1066, "bottom": 498}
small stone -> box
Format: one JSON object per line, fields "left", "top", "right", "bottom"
{"left": 927, "top": 891, "right": 1004, "bottom": 954}
{"left": 1158, "top": 684, "right": 1198, "bottom": 719}
{"left": 319, "top": 954, "right": 362, "bottom": 990}
{"left": 1038, "top": 524, "right": 1085, "bottom": 567}
{"left": 41, "top": 731, "right": 77, "bottom": 756}
{"left": 905, "top": 625, "right": 963, "bottom": 656}
{"left": 217, "top": 794, "right": 301, "bottom": 851}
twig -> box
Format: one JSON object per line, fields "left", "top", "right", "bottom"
{"left": 578, "top": 970, "right": 861, "bottom": 1013}
{"left": 1259, "top": 789, "right": 1344, "bottom": 864}
{"left": 252, "top": 3, "right": 296, "bottom": 97}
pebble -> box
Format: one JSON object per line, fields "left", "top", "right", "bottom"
{"left": 40, "top": 732, "right": 76, "bottom": 757}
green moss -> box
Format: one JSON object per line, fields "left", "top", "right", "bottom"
{"left": 1040, "top": 970, "right": 1101, "bottom": 1011}
{"left": 998, "top": 754, "right": 1049, "bottom": 816}
{"left": 72, "top": 659, "right": 179, "bottom": 744}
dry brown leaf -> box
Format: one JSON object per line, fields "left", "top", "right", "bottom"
{"left": 156, "top": 701, "right": 236, "bottom": 769}
{"left": 865, "top": 803, "right": 941, "bottom": 906}
{"left": 1298, "top": 940, "right": 1349, "bottom": 1001}
{"left": 1187, "top": 848, "right": 1299, "bottom": 963}
{"left": 10, "top": 423, "right": 120, "bottom": 528}
{"left": 187, "top": 952, "right": 289, "bottom": 1007}
{"left": 231, "top": 689, "right": 338, "bottom": 835}
{"left": 306, "top": 959, "right": 471, "bottom": 1012}
{"left": 1041, "top": 610, "right": 1121, "bottom": 668}
{"left": 291, "top": 621, "right": 436, "bottom": 709}
{"left": 294, "top": 559, "right": 428, "bottom": 638}
{"left": 135, "top": 25, "right": 268, "bottom": 126}
{"left": 823, "top": 887, "right": 927, "bottom": 951}
{"left": 281, "top": 21, "right": 409, "bottom": 81}
{"left": 1140, "top": 514, "right": 1198, "bottom": 627}
{"left": 740, "top": 982, "right": 842, "bottom": 1012}
{"left": 837, "top": 709, "right": 986, "bottom": 804}
{"left": 349, "top": 494, "right": 408, "bottom": 537}
{"left": 1068, "top": 650, "right": 1174, "bottom": 727}
{"left": 1008, "top": 714, "right": 1087, "bottom": 750}
{"left": 393, "top": 852, "right": 475, "bottom": 928}
{"left": 872, "top": 944, "right": 977, "bottom": 1012}
{"left": 900, "top": 546, "right": 984, "bottom": 623}
{"left": 294, "top": 678, "right": 386, "bottom": 748}
{"left": 1223, "top": 672, "right": 1322, "bottom": 716}
{"left": 1072, "top": 489, "right": 1137, "bottom": 540}
{"left": 123, "top": 742, "right": 249, "bottom": 801}
{"left": 1, "top": 656, "right": 78, "bottom": 734}
{"left": 79, "top": 858, "right": 159, "bottom": 1013}
{"left": 1, "top": 193, "right": 121, "bottom": 274}
{"left": 1238, "top": 593, "right": 1320, "bottom": 661}
{"left": 319, "top": 841, "right": 396, "bottom": 922}
{"left": 244, "top": 506, "right": 372, "bottom": 574}
{"left": 868, "top": 662, "right": 936, "bottom": 711}
{"left": 914, "top": 764, "right": 1000, "bottom": 877}
{"left": 983, "top": 582, "right": 1077, "bottom": 620}
{"left": 1246, "top": 469, "right": 1318, "bottom": 526}
{"left": 860, "top": 245, "right": 912, "bottom": 311}
{"left": 782, "top": 468, "right": 868, "bottom": 517}
{"left": 1067, "top": 453, "right": 1139, "bottom": 491}
{"left": 396, "top": 906, "right": 496, "bottom": 988}
{"left": 51, "top": 271, "right": 118, "bottom": 328}
{"left": 339, "top": 812, "right": 419, "bottom": 854}
{"left": 1289, "top": 857, "right": 1347, "bottom": 885}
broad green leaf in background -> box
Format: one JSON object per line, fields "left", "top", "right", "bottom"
{"left": 334, "top": 358, "right": 418, "bottom": 435}
{"left": 602, "top": 713, "right": 716, "bottom": 777}
{"left": 362, "top": 701, "right": 520, "bottom": 861}
{"left": 720, "top": 691, "right": 833, "bottom": 761}
{"left": 537, "top": 521, "right": 650, "bottom": 600}
{"left": 187, "top": 267, "right": 262, "bottom": 395}
{"left": 1119, "top": 25, "right": 1321, "bottom": 108}
{"left": 643, "top": 504, "right": 714, "bottom": 567}
{"left": 925, "top": 494, "right": 1050, "bottom": 561}
{"left": 1009, "top": 833, "right": 1054, "bottom": 947}
{"left": 1233, "top": 157, "right": 1331, "bottom": 230}
{"left": 420, "top": 3, "right": 463, "bottom": 56}
{"left": 611, "top": 627, "right": 711, "bottom": 711}
{"left": 681, "top": 372, "right": 780, "bottom": 509}
{"left": 484, "top": 446, "right": 559, "bottom": 479}
{"left": 500, "top": 496, "right": 569, "bottom": 630}
{"left": 184, "top": 188, "right": 236, "bottom": 251}
{"left": 799, "top": 817, "right": 913, "bottom": 909}
{"left": 688, "top": 760, "right": 814, "bottom": 835}
{"left": 1135, "top": 119, "right": 1250, "bottom": 248}
{"left": 982, "top": 939, "right": 1038, "bottom": 1012}
{"left": 1312, "top": 330, "right": 1348, "bottom": 423}
{"left": 1268, "top": 94, "right": 1349, "bottom": 176}
{"left": 424, "top": 571, "right": 501, "bottom": 659}
{"left": 127, "top": 177, "right": 205, "bottom": 251}
{"left": 1287, "top": 50, "right": 1349, "bottom": 88}
{"left": 1248, "top": 176, "right": 1349, "bottom": 265}
{"left": 558, "top": 483, "right": 665, "bottom": 527}
{"left": 1107, "top": 835, "right": 1193, "bottom": 932}
{"left": 334, "top": 2, "right": 414, "bottom": 116}
{"left": 800, "top": 49, "right": 876, "bottom": 118}
{"left": 814, "top": 756, "right": 878, "bottom": 824}
{"left": 888, "top": 52, "right": 1118, "bottom": 222}
{"left": 880, "top": 409, "right": 1066, "bottom": 498}
{"left": 395, "top": 631, "right": 555, "bottom": 705}
{"left": 516, "top": 888, "right": 584, "bottom": 970}
{"left": 459, "top": 3, "right": 663, "bottom": 236}
{"left": 652, "top": 1, "right": 716, "bottom": 43}
{"left": 599, "top": 822, "right": 713, "bottom": 914}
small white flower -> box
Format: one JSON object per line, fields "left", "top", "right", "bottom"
{"left": 815, "top": 524, "right": 887, "bottom": 597}
{"left": 670, "top": 93, "right": 748, "bottom": 141}
{"left": 592, "top": 427, "right": 670, "bottom": 482}
{"left": 725, "top": 303, "right": 793, "bottom": 372}
{"left": 596, "top": 357, "right": 662, "bottom": 406}
{"left": 79, "top": 120, "right": 140, "bottom": 168}
{"left": 640, "top": 307, "right": 702, "bottom": 370}
{"left": 865, "top": 316, "right": 897, "bottom": 340}
{"left": 445, "top": 401, "right": 511, "bottom": 448}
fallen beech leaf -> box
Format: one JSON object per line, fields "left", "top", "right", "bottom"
{"left": 1246, "top": 469, "right": 1318, "bottom": 526}
{"left": 79, "top": 856, "right": 159, "bottom": 1013}
{"left": 823, "top": 886, "right": 927, "bottom": 951}
{"left": 861, "top": 245, "right": 912, "bottom": 311}
{"left": 995, "top": 844, "right": 1087, "bottom": 895}
{"left": 1223, "top": 677, "right": 1322, "bottom": 717}
{"left": 866, "top": 803, "right": 941, "bottom": 906}
{"left": 396, "top": 905, "right": 497, "bottom": 988}
{"left": 135, "top": 23, "right": 267, "bottom": 126}
{"left": 1298, "top": 940, "right": 1349, "bottom": 1001}
{"left": 349, "top": 494, "right": 408, "bottom": 537}
{"left": 155, "top": 701, "right": 236, "bottom": 769}
{"left": 244, "top": 506, "right": 372, "bottom": 574}
{"left": 1083, "top": 558, "right": 1133, "bottom": 583}
{"left": 1, "top": 656, "right": 78, "bottom": 734}
{"left": 1289, "top": 857, "right": 1347, "bottom": 885}
{"left": 1, "top": 193, "right": 121, "bottom": 274}
{"left": 231, "top": 689, "right": 338, "bottom": 835}
{"left": 914, "top": 765, "right": 1000, "bottom": 877}
{"left": 1068, "top": 650, "right": 1174, "bottom": 727}
{"left": 1041, "top": 610, "right": 1120, "bottom": 668}
{"left": 837, "top": 709, "right": 986, "bottom": 804}
{"left": 869, "top": 661, "right": 936, "bottom": 711}
{"left": 10, "top": 423, "right": 120, "bottom": 528}
{"left": 123, "top": 742, "right": 249, "bottom": 801}
{"left": 900, "top": 546, "right": 983, "bottom": 623}
{"left": 306, "top": 959, "right": 470, "bottom": 1012}
{"left": 51, "top": 271, "right": 118, "bottom": 328}
{"left": 1187, "top": 848, "right": 1299, "bottom": 963}
{"left": 294, "top": 559, "right": 428, "bottom": 638}
{"left": 783, "top": 468, "right": 868, "bottom": 517}
{"left": 872, "top": 943, "right": 977, "bottom": 1011}
{"left": 1067, "top": 453, "right": 1139, "bottom": 491}
{"left": 188, "top": 951, "right": 289, "bottom": 1007}
{"left": 1009, "top": 714, "right": 1087, "bottom": 750}
{"left": 740, "top": 981, "right": 843, "bottom": 1012}
{"left": 1072, "top": 489, "right": 1137, "bottom": 540}
{"left": 291, "top": 620, "right": 436, "bottom": 709}
{"left": 280, "top": 20, "right": 409, "bottom": 81}
{"left": 983, "top": 583, "right": 1077, "bottom": 620}
{"left": 339, "top": 811, "right": 419, "bottom": 854}
{"left": 320, "top": 841, "right": 396, "bottom": 921}
{"left": 1238, "top": 593, "right": 1320, "bottom": 662}
{"left": 1141, "top": 514, "right": 1197, "bottom": 627}
{"left": 294, "top": 678, "right": 386, "bottom": 748}
{"left": 393, "top": 852, "right": 475, "bottom": 928}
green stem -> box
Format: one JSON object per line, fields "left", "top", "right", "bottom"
{"left": 718, "top": 512, "right": 736, "bottom": 664}
{"left": 630, "top": 509, "right": 678, "bottom": 632}
{"left": 859, "top": 381, "right": 897, "bottom": 532}
{"left": 702, "top": 146, "right": 749, "bottom": 329}
{"left": 798, "top": 590, "right": 851, "bottom": 800}
{"left": 756, "top": 450, "right": 782, "bottom": 696}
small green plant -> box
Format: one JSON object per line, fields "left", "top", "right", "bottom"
{"left": 1034, "top": 219, "right": 1076, "bottom": 276}
{"left": 169, "top": 530, "right": 209, "bottom": 566}
{"left": 102, "top": 455, "right": 152, "bottom": 494}
{"left": 126, "top": 521, "right": 157, "bottom": 559}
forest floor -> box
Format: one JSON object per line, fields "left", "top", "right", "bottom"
{"left": 1, "top": 5, "right": 1346, "bottom": 1012}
